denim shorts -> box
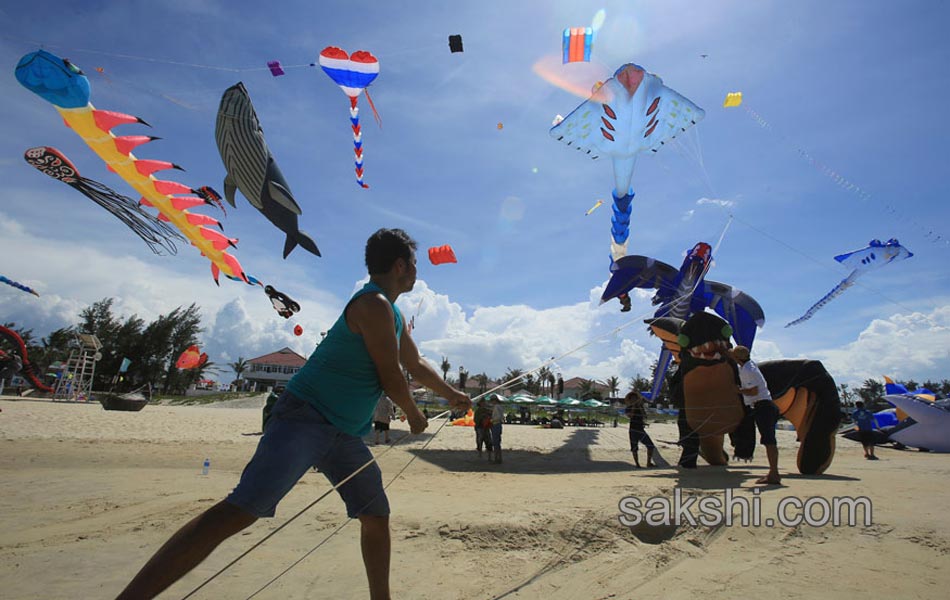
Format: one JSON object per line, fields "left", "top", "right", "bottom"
{"left": 226, "top": 391, "right": 389, "bottom": 519}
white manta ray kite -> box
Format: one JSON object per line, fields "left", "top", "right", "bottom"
{"left": 550, "top": 63, "right": 705, "bottom": 263}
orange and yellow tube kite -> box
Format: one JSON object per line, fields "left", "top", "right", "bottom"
{"left": 15, "top": 50, "right": 255, "bottom": 285}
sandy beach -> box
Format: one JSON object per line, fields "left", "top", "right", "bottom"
{"left": 1, "top": 396, "right": 948, "bottom": 599}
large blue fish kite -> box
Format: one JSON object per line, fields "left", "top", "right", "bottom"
{"left": 786, "top": 238, "right": 913, "bottom": 327}
{"left": 551, "top": 63, "right": 704, "bottom": 264}
{"left": 601, "top": 241, "right": 764, "bottom": 400}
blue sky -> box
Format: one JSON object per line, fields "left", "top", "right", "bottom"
{"left": 1, "top": 0, "right": 949, "bottom": 387}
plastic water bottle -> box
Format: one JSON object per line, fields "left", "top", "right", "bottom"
{"left": 202, "top": 458, "right": 210, "bottom": 476}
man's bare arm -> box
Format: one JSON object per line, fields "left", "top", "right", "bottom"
{"left": 399, "top": 324, "right": 471, "bottom": 411}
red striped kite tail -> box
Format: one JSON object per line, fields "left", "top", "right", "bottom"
{"left": 350, "top": 97, "right": 368, "bottom": 188}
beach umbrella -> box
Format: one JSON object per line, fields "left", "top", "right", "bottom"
{"left": 583, "top": 399, "right": 605, "bottom": 408}
{"left": 535, "top": 396, "right": 557, "bottom": 406}
{"left": 558, "top": 397, "right": 581, "bottom": 406}
{"left": 510, "top": 395, "right": 535, "bottom": 404}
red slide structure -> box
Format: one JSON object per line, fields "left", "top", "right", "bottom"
{"left": 0, "top": 325, "right": 54, "bottom": 393}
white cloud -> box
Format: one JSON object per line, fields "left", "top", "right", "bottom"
{"left": 807, "top": 305, "right": 950, "bottom": 385}
{"left": 7, "top": 204, "right": 949, "bottom": 390}
{"left": 681, "top": 209, "right": 695, "bottom": 221}
{"left": 401, "top": 279, "right": 662, "bottom": 386}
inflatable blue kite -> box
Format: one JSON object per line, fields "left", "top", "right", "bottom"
{"left": 602, "top": 241, "right": 764, "bottom": 400}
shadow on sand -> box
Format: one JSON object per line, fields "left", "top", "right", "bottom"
{"left": 406, "top": 429, "right": 636, "bottom": 475}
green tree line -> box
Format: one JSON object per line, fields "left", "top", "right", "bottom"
{"left": 4, "top": 298, "right": 213, "bottom": 394}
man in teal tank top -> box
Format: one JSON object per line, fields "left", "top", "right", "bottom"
{"left": 118, "top": 229, "right": 472, "bottom": 600}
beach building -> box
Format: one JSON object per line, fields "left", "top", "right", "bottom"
{"left": 560, "top": 377, "right": 611, "bottom": 400}
{"left": 243, "top": 347, "right": 307, "bottom": 392}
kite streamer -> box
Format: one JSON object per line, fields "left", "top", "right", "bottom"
{"left": 24, "top": 146, "right": 185, "bottom": 255}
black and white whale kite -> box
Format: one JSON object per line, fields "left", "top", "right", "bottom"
{"left": 215, "top": 82, "right": 320, "bottom": 259}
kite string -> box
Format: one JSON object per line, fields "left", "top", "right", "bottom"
{"left": 668, "top": 125, "right": 935, "bottom": 325}
{"left": 181, "top": 410, "right": 449, "bottom": 600}
{"left": 243, "top": 410, "right": 456, "bottom": 600}
{"left": 740, "top": 104, "right": 948, "bottom": 248}
{"left": 2, "top": 34, "right": 272, "bottom": 73}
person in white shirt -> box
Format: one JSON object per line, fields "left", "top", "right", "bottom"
{"left": 730, "top": 346, "right": 781, "bottom": 485}
{"left": 373, "top": 395, "right": 394, "bottom": 445}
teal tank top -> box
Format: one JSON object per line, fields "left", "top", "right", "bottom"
{"left": 287, "top": 281, "right": 403, "bottom": 436}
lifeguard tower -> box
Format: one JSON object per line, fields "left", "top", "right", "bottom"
{"left": 53, "top": 333, "right": 102, "bottom": 401}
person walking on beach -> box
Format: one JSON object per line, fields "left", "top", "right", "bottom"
{"left": 473, "top": 398, "right": 493, "bottom": 458}
{"left": 730, "top": 346, "right": 781, "bottom": 485}
{"left": 373, "top": 394, "right": 394, "bottom": 445}
{"left": 625, "top": 391, "right": 656, "bottom": 468}
{"left": 490, "top": 396, "right": 505, "bottom": 464}
{"left": 852, "top": 401, "right": 879, "bottom": 460}
{"left": 116, "top": 228, "right": 471, "bottom": 600}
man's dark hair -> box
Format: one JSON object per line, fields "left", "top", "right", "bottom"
{"left": 855, "top": 401, "right": 864, "bottom": 409}
{"left": 365, "top": 228, "right": 417, "bottom": 274}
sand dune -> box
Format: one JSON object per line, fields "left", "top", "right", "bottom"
{"left": 0, "top": 397, "right": 947, "bottom": 599}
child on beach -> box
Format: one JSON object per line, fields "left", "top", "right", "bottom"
{"left": 852, "top": 401, "right": 879, "bottom": 460}
{"left": 625, "top": 391, "right": 656, "bottom": 468}
{"left": 473, "top": 398, "right": 494, "bottom": 458}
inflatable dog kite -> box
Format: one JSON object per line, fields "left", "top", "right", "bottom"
{"left": 653, "top": 312, "right": 840, "bottom": 474}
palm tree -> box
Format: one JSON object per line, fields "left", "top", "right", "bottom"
{"left": 629, "top": 374, "right": 651, "bottom": 394}
{"left": 502, "top": 367, "right": 523, "bottom": 391}
{"left": 605, "top": 375, "right": 620, "bottom": 399}
{"left": 458, "top": 366, "right": 468, "bottom": 391}
{"left": 229, "top": 357, "right": 248, "bottom": 389}
{"left": 524, "top": 373, "right": 537, "bottom": 394}
{"left": 548, "top": 372, "right": 557, "bottom": 397}
{"left": 537, "top": 366, "right": 551, "bottom": 395}
{"left": 578, "top": 379, "right": 596, "bottom": 400}
{"left": 474, "top": 372, "right": 489, "bottom": 394}
{"left": 440, "top": 356, "right": 451, "bottom": 381}
{"left": 838, "top": 383, "right": 853, "bottom": 407}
